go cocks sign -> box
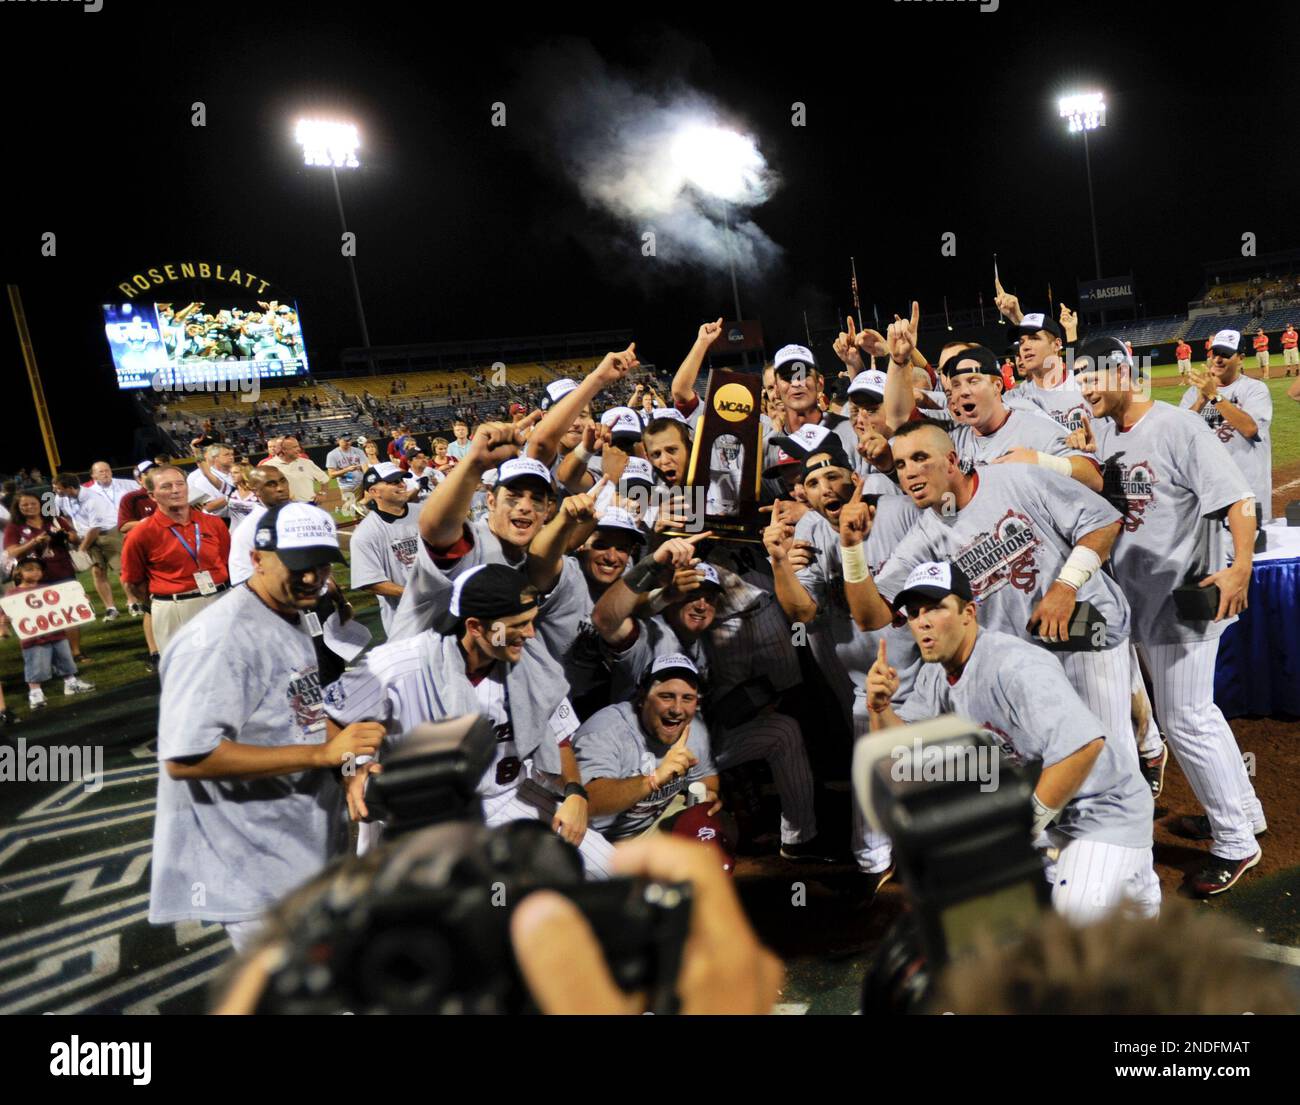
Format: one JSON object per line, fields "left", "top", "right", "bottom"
{"left": 0, "top": 581, "right": 97, "bottom": 641}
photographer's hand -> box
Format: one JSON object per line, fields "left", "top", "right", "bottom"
{"left": 510, "top": 836, "right": 784, "bottom": 1014}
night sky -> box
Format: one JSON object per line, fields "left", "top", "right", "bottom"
{"left": 5, "top": 1, "right": 1299, "bottom": 471}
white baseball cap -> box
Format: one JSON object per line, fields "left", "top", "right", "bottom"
{"left": 496, "top": 457, "right": 554, "bottom": 491}
{"left": 619, "top": 457, "right": 655, "bottom": 489}
{"left": 594, "top": 507, "right": 644, "bottom": 540}
{"left": 847, "top": 369, "right": 888, "bottom": 403}
{"left": 769, "top": 422, "right": 834, "bottom": 458}
{"left": 600, "top": 406, "right": 644, "bottom": 442}
{"left": 647, "top": 651, "right": 701, "bottom": 687}
{"left": 649, "top": 407, "right": 690, "bottom": 427}
{"left": 253, "top": 502, "right": 345, "bottom": 570}
{"left": 1210, "top": 329, "right": 1242, "bottom": 355}
{"left": 542, "top": 378, "right": 579, "bottom": 409}
{"left": 774, "top": 344, "right": 816, "bottom": 374}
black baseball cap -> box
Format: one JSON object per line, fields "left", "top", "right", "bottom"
{"left": 439, "top": 564, "right": 537, "bottom": 632}
{"left": 800, "top": 438, "right": 854, "bottom": 481}
{"left": 941, "top": 345, "right": 1003, "bottom": 379}
{"left": 893, "top": 561, "right": 974, "bottom": 613}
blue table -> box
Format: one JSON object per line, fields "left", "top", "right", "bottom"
{"left": 1214, "top": 521, "right": 1300, "bottom": 718}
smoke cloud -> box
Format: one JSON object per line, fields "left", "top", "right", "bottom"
{"left": 513, "top": 39, "right": 782, "bottom": 277}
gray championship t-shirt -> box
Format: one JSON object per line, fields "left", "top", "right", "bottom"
{"left": 1092, "top": 401, "right": 1252, "bottom": 646}
{"left": 948, "top": 405, "right": 1091, "bottom": 470}
{"left": 347, "top": 505, "right": 422, "bottom": 636}
{"left": 875, "top": 464, "right": 1131, "bottom": 649}
{"left": 1013, "top": 376, "right": 1093, "bottom": 435}
{"left": 1179, "top": 376, "right": 1273, "bottom": 523}
{"left": 897, "top": 629, "right": 1152, "bottom": 848}
{"left": 573, "top": 700, "right": 717, "bottom": 840}
{"left": 149, "top": 585, "right": 345, "bottom": 923}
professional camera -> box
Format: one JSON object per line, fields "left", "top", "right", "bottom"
{"left": 851, "top": 716, "right": 1051, "bottom": 1013}
{"left": 252, "top": 715, "right": 694, "bottom": 1014}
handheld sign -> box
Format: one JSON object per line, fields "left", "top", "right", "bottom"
{"left": 0, "top": 581, "right": 97, "bottom": 641}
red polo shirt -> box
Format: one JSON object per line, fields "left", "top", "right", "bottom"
{"left": 120, "top": 508, "right": 231, "bottom": 597}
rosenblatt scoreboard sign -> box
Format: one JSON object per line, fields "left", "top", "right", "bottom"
{"left": 1077, "top": 275, "right": 1136, "bottom": 310}
{"left": 114, "top": 260, "right": 275, "bottom": 299}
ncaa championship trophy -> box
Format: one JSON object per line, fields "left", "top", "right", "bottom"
{"left": 683, "top": 370, "right": 764, "bottom": 542}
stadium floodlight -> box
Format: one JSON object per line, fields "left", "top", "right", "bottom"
{"left": 670, "top": 123, "right": 763, "bottom": 204}
{"left": 1058, "top": 91, "right": 1106, "bottom": 297}
{"left": 670, "top": 122, "right": 763, "bottom": 360}
{"left": 293, "top": 117, "right": 371, "bottom": 368}
{"left": 295, "top": 119, "right": 361, "bottom": 169}
{"left": 1058, "top": 92, "right": 1106, "bottom": 133}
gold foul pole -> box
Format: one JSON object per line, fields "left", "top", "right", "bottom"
{"left": 8, "top": 285, "right": 61, "bottom": 478}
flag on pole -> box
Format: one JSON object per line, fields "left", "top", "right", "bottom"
{"left": 850, "top": 257, "right": 863, "bottom": 330}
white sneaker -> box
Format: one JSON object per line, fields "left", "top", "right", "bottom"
{"left": 128, "top": 603, "right": 144, "bottom": 617}
{"left": 104, "top": 608, "right": 121, "bottom": 621}
{"left": 63, "top": 677, "right": 95, "bottom": 695}
{"left": 28, "top": 688, "right": 47, "bottom": 709}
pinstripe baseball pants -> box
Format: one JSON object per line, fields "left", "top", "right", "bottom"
{"left": 488, "top": 779, "right": 616, "bottom": 880}
{"left": 1058, "top": 644, "right": 1138, "bottom": 768}
{"left": 850, "top": 705, "right": 894, "bottom": 874}
{"left": 1130, "top": 644, "right": 1165, "bottom": 759}
{"left": 1042, "top": 829, "right": 1162, "bottom": 924}
{"left": 1139, "top": 639, "right": 1264, "bottom": 861}
{"left": 713, "top": 710, "right": 818, "bottom": 845}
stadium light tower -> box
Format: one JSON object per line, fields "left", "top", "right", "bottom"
{"left": 1058, "top": 92, "right": 1106, "bottom": 287}
{"left": 295, "top": 118, "right": 373, "bottom": 370}
{"left": 671, "top": 124, "right": 762, "bottom": 360}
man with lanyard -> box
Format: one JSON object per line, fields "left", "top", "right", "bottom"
{"left": 79, "top": 461, "right": 138, "bottom": 620}
{"left": 120, "top": 465, "right": 232, "bottom": 654}
{"left": 325, "top": 433, "right": 367, "bottom": 517}
{"left": 326, "top": 564, "right": 612, "bottom": 877}
{"left": 148, "top": 502, "right": 384, "bottom": 953}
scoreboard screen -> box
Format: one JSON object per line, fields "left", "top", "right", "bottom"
{"left": 103, "top": 299, "right": 311, "bottom": 390}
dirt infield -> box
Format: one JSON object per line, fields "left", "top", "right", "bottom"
{"left": 1274, "top": 459, "right": 1300, "bottom": 517}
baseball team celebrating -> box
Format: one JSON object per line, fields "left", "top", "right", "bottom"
{"left": 142, "top": 286, "right": 1276, "bottom": 955}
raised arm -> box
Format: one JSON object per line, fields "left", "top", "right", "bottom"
{"left": 527, "top": 478, "right": 606, "bottom": 593}
{"left": 762, "top": 504, "right": 818, "bottom": 625}
{"left": 528, "top": 344, "right": 638, "bottom": 466}
{"left": 591, "top": 533, "right": 712, "bottom": 645}
{"left": 671, "top": 319, "right": 724, "bottom": 407}
{"left": 838, "top": 485, "right": 896, "bottom": 631}
{"left": 417, "top": 420, "right": 529, "bottom": 548}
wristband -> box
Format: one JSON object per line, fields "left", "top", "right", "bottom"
{"left": 1056, "top": 545, "right": 1101, "bottom": 592}
{"left": 624, "top": 553, "right": 665, "bottom": 593}
{"left": 1030, "top": 792, "right": 1062, "bottom": 838}
{"left": 1035, "top": 452, "right": 1073, "bottom": 477}
{"left": 573, "top": 442, "right": 593, "bottom": 464}
{"left": 563, "top": 781, "right": 589, "bottom": 802}
{"left": 841, "top": 541, "right": 869, "bottom": 584}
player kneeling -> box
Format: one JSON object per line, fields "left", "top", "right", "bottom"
{"left": 573, "top": 655, "right": 723, "bottom": 842}
{"left": 866, "top": 561, "right": 1160, "bottom": 925}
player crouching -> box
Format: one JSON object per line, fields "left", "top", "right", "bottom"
{"left": 866, "top": 561, "right": 1160, "bottom": 925}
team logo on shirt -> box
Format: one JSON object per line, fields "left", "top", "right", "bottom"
{"left": 953, "top": 510, "right": 1042, "bottom": 597}
{"left": 1110, "top": 460, "right": 1158, "bottom": 532}
{"left": 1197, "top": 401, "right": 1237, "bottom": 444}
{"left": 1050, "top": 403, "right": 1090, "bottom": 433}
{"left": 323, "top": 680, "right": 346, "bottom": 710}
{"left": 983, "top": 724, "right": 1025, "bottom": 767}
{"left": 287, "top": 668, "right": 325, "bottom": 736}
{"left": 392, "top": 536, "right": 419, "bottom": 568}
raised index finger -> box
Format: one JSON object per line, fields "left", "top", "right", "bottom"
{"left": 685, "top": 530, "right": 715, "bottom": 545}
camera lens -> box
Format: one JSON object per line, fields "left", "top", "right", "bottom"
{"left": 358, "top": 927, "right": 453, "bottom": 1013}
